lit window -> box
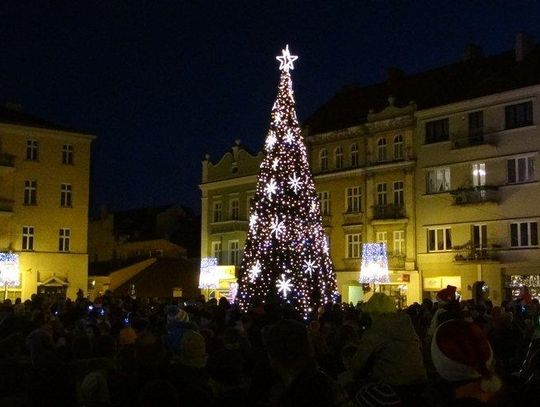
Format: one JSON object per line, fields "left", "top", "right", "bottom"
{"left": 426, "top": 168, "right": 451, "bottom": 193}
{"left": 472, "top": 163, "right": 486, "bottom": 187}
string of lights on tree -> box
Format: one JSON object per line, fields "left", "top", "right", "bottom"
{"left": 237, "top": 45, "right": 338, "bottom": 319}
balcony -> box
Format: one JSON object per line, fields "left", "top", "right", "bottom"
{"left": 0, "top": 198, "right": 14, "bottom": 216}
{"left": 210, "top": 220, "right": 249, "bottom": 234}
{"left": 0, "top": 153, "right": 15, "bottom": 175}
{"left": 451, "top": 129, "right": 494, "bottom": 150}
{"left": 451, "top": 186, "right": 499, "bottom": 205}
{"left": 454, "top": 247, "right": 499, "bottom": 263}
{"left": 372, "top": 204, "right": 406, "bottom": 220}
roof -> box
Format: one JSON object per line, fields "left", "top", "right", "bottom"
{"left": 0, "top": 104, "right": 89, "bottom": 134}
{"left": 303, "top": 46, "right": 540, "bottom": 135}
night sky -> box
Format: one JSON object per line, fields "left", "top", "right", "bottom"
{"left": 2, "top": 1, "right": 540, "bottom": 215}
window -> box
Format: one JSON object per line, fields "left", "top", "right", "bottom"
{"left": 211, "top": 241, "right": 222, "bottom": 262}
{"left": 26, "top": 139, "right": 39, "bottom": 161}
{"left": 393, "top": 135, "right": 404, "bottom": 160}
{"left": 393, "top": 230, "right": 405, "bottom": 255}
{"left": 425, "top": 119, "right": 449, "bottom": 144}
{"left": 319, "top": 149, "right": 328, "bottom": 171}
{"left": 62, "top": 144, "right": 74, "bottom": 165}
{"left": 230, "top": 198, "right": 239, "bottom": 220}
{"left": 472, "top": 163, "right": 486, "bottom": 187}
{"left": 212, "top": 202, "right": 222, "bottom": 222}
{"left": 350, "top": 144, "right": 359, "bottom": 167}
{"left": 428, "top": 228, "right": 452, "bottom": 251}
{"left": 59, "top": 228, "right": 71, "bottom": 252}
{"left": 335, "top": 146, "right": 343, "bottom": 169}
{"left": 376, "top": 231, "right": 387, "bottom": 245}
{"left": 376, "top": 183, "right": 387, "bottom": 205}
{"left": 510, "top": 222, "right": 538, "bottom": 247}
{"left": 472, "top": 224, "right": 487, "bottom": 249}
{"left": 22, "top": 226, "right": 34, "bottom": 251}
{"left": 393, "top": 181, "right": 404, "bottom": 206}
{"left": 426, "top": 168, "right": 450, "bottom": 193}
{"left": 229, "top": 240, "right": 240, "bottom": 265}
{"left": 318, "top": 191, "right": 330, "bottom": 216}
{"left": 507, "top": 157, "right": 535, "bottom": 183}
{"left": 24, "top": 180, "right": 37, "bottom": 205}
{"left": 60, "top": 183, "right": 72, "bottom": 207}
{"left": 377, "top": 138, "right": 387, "bottom": 162}
{"left": 346, "top": 234, "right": 361, "bottom": 258}
{"left": 346, "top": 186, "right": 361, "bottom": 213}
{"left": 505, "top": 101, "right": 533, "bottom": 129}
{"left": 469, "top": 111, "right": 484, "bottom": 137}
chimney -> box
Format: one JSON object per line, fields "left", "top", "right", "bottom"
{"left": 464, "top": 44, "right": 483, "bottom": 61}
{"left": 516, "top": 32, "right": 535, "bottom": 62}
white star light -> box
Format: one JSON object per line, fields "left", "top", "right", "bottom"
{"left": 272, "top": 157, "right": 279, "bottom": 170}
{"left": 265, "top": 178, "right": 277, "bottom": 201}
{"left": 276, "top": 44, "right": 298, "bottom": 73}
{"left": 249, "top": 212, "right": 258, "bottom": 228}
{"left": 303, "top": 258, "right": 319, "bottom": 276}
{"left": 284, "top": 129, "right": 295, "bottom": 144}
{"left": 276, "top": 274, "right": 292, "bottom": 298}
{"left": 288, "top": 173, "right": 302, "bottom": 194}
{"left": 265, "top": 131, "right": 277, "bottom": 149}
{"left": 270, "top": 215, "right": 286, "bottom": 239}
{"left": 248, "top": 261, "right": 262, "bottom": 283}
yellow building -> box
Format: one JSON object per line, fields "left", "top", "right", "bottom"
{"left": 0, "top": 105, "right": 94, "bottom": 300}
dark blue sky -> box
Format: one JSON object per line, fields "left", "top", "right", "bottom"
{"left": 2, "top": 1, "right": 540, "bottom": 215}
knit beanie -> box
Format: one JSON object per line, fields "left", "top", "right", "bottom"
{"left": 431, "top": 319, "right": 502, "bottom": 393}
{"left": 436, "top": 285, "right": 457, "bottom": 304}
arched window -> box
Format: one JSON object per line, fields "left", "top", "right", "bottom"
{"left": 319, "top": 149, "right": 328, "bottom": 171}
{"left": 394, "top": 134, "right": 404, "bottom": 160}
{"left": 350, "top": 143, "right": 359, "bottom": 167}
{"left": 377, "top": 138, "right": 387, "bottom": 162}
{"left": 335, "top": 146, "right": 343, "bottom": 169}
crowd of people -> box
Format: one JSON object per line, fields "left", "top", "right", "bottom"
{"left": 0, "top": 285, "right": 539, "bottom": 406}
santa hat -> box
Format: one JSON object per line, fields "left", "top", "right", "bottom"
{"left": 431, "top": 319, "right": 502, "bottom": 393}
{"left": 436, "top": 285, "right": 457, "bottom": 304}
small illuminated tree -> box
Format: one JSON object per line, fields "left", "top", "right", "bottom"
{"left": 237, "top": 45, "right": 338, "bottom": 319}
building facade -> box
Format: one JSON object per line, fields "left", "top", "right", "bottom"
{"left": 0, "top": 106, "right": 94, "bottom": 300}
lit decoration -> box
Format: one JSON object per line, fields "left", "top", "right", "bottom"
{"left": 270, "top": 215, "right": 286, "bottom": 239}
{"left": 249, "top": 212, "right": 258, "bottom": 228}
{"left": 237, "top": 45, "right": 338, "bottom": 318}
{"left": 265, "top": 131, "right": 277, "bottom": 149}
{"left": 276, "top": 44, "right": 298, "bottom": 72}
{"left": 288, "top": 173, "right": 302, "bottom": 194}
{"left": 0, "top": 252, "right": 20, "bottom": 288}
{"left": 248, "top": 261, "right": 262, "bottom": 283}
{"left": 276, "top": 273, "right": 292, "bottom": 298}
{"left": 360, "top": 243, "right": 390, "bottom": 284}
{"left": 199, "top": 257, "right": 219, "bottom": 289}
{"left": 229, "top": 282, "right": 239, "bottom": 303}
{"left": 265, "top": 178, "right": 278, "bottom": 201}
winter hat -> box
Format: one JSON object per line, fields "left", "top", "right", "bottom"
{"left": 355, "top": 382, "right": 401, "bottom": 406}
{"left": 431, "top": 319, "right": 502, "bottom": 393}
{"left": 436, "top": 285, "right": 457, "bottom": 304}
{"left": 363, "top": 292, "right": 396, "bottom": 315}
{"left": 180, "top": 330, "right": 207, "bottom": 368}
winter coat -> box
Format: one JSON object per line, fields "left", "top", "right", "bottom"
{"left": 351, "top": 312, "right": 427, "bottom": 386}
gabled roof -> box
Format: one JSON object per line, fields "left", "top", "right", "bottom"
{"left": 304, "top": 47, "right": 540, "bottom": 135}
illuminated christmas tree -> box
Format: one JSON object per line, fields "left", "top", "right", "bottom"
{"left": 237, "top": 45, "right": 338, "bottom": 319}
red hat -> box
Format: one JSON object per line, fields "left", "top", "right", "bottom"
{"left": 431, "top": 320, "right": 502, "bottom": 393}
{"left": 436, "top": 285, "right": 457, "bottom": 303}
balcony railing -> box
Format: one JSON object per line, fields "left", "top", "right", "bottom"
{"left": 454, "top": 248, "right": 499, "bottom": 263}
{"left": 451, "top": 129, "right": 495, "bottom": 150}
{"left": 210, "top": 220, "right": 248, "bottom": 234}
{"left": 372, "top": 204, "right": 406, "bottom": 220}
{"left": 451, "top": 186, "right": 499, "bottom": 205}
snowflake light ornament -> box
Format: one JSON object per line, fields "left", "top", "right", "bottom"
{"left": 248, "top": 261, "right": 262, "bottom": 283}
{"left": 265, "top": 131, "right": 277, "bottom": 149}
{"left": 265, "top": 178, "right": 278, "bottom": 201}
{"left": 276, "top": 44, "right": 298, "bottom": 73}
{"left": 249, "top": 212, "right": 258, "bottom": 229}
{"left": 284, "top": 129, "right": 295, "bottom": 144}
{"left": 272, "top": 157, "right": 279, "bottom": 170}
{"left": 270, "top": 215, "right": 286, "bottom": 239}
{"left": 276, "top": 274, "right": 292, "bottom": 298}
{"left": 288, "top": 173, "right": 302, "bottom": 194}
{"left": 303, "top": 258, "right": 319, "bottom": 276}
{"left": 274, "top": 111, "right": 282, "bottom": 125}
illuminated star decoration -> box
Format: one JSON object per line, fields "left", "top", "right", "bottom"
{"left": 284, "top": 129, "right": 295, "bottom": 144}
{"left": 276, "top": 44, "right": 298, "bottom": 73}
{"left": 276, "top": 274, "right": 292, "bottom": 298}
{"left": 274, "top": 111, "right": 281, "bottom": 124}
{"left": 303, "top": 258, "right": 318, "bottom": 276}
{"left": 248, "top": 261, "right": 262, "bottom": 283}
{"left": 310, "top": 201, "right": 318, "bottom": 213}
{"left": 288, "top": 173, "right": 302, "bottom": 194}
{"left": 265, "top": 131, "right": 277, "bottom": 149}
{"left": 249, "top": 212, "right": 258, "bottom": 228}
{"left": 272, "top": 157, "right": 279, "bottom": 170}
{"left": 270, "top": 215, "right": 286, "bottom": 239}
{"left": 265, "top": 178, "right": 277, "bottom": 201}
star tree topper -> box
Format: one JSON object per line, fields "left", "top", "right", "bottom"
{"left": 276, "top": 44, "right": 298, "bottom": 72}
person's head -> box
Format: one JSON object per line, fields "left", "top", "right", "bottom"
{"left": 431, "top": 319, "right": 502, "bottom": 394}
{"left": 436, "top": 285, "right": 457, "bottom": 304}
